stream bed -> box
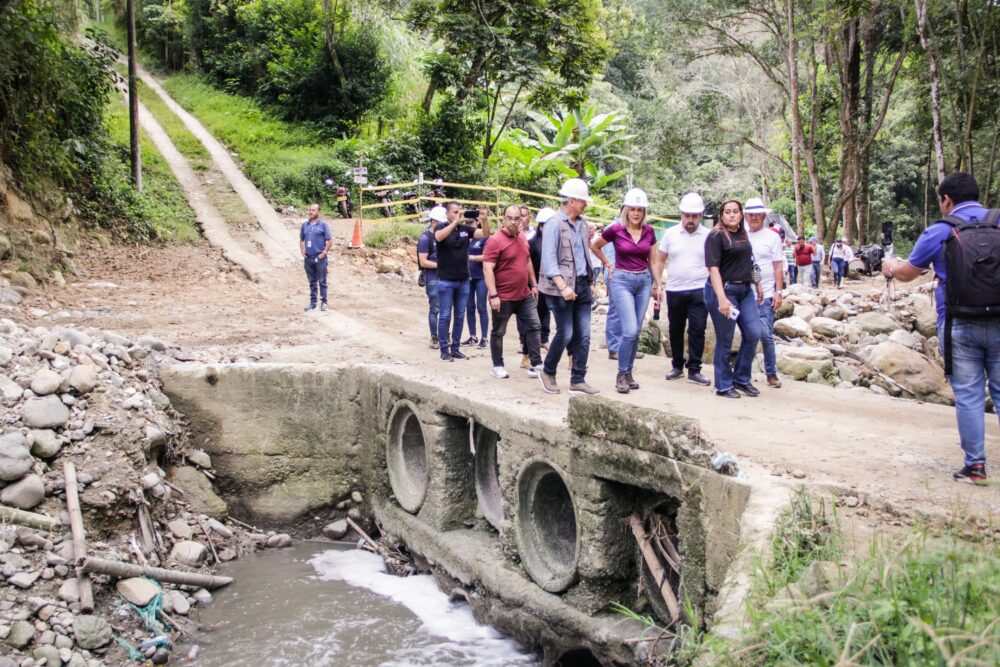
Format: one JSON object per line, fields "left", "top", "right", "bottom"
{"left": 182, "top": 542, "right": 540, "bottom": 666}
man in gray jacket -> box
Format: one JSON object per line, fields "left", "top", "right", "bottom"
{"left": 537, "top": 178, "right": 600, "bottom": 396}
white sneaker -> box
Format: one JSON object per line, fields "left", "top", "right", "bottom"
{"left": 491, "top": 366, "right": 510, "bottom": 379}
{"left": 527, "top": 365, "right": 542, "bottom": 378}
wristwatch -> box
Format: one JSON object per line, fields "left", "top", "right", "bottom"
{"left": 489, "top": 293, "right": 499, "bottom": 298}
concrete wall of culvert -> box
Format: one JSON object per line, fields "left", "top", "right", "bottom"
{"left": 160, "top": 363, "right": 753, "bottom": 664}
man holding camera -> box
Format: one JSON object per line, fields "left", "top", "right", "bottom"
{"left": 483, "top": 204, "right": 542, "bottom": 379}
{"left": 434, "top": 202, "right": 488, "bottom": 362}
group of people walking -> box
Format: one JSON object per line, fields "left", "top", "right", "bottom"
{"left": 412, "top": 178, "right": 806, "bottom": 399}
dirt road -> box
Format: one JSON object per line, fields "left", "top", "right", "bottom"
{"left": 54, "top": 73, "right": 998, "bottom": 536}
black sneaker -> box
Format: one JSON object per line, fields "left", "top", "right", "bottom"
{"left": 451, "top": 350, "right": 469, "bottom": 360}
{"left": 734, "top": 382, "right": 760, "bottom": 397}
{"left": 430, "top": 337, "right": 439, "bottom": 350}
{"left": 304, "top": 304, "right": 317, "bottom": 312}
{"left": 716, "top": 388, "right": 741, "bottom": 399}
{"left": 665, "top": 368, "right": 684, "bottom": 381}
{"left": 462, "top": 337, "right": 478, "bottom": 346}
{"left": 953, "top": 464, "right": 987, "bottom": 485}
{"left": 477, "top": 338, "right": 488, "bottom": 349}
{"left": 688, "top": 372, "right": 710, "bottom": 386}
{"left": 440, "top": 352, "right": 454, "bottom": 362}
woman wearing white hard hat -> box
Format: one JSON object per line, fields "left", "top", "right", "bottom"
{"left": 591, "top": 188, "right": 660, "bottom": 394}
{"left": 704, "top": 199, "right": 763, "bottom": 398}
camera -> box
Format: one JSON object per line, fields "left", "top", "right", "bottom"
{"left": 463, "top": 209, "right": 480, "bottom": 220}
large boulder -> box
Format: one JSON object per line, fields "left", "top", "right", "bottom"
{"left": 792, "top": 305, "right": 816, "bottom": 322}
{"left": 21, "top": 395, "right": 70, "bottom": 429}
{"left": 1, "top": 474, "right": 45, "bottom": 509}
{"left": 170, "top": 540, "right": 207, "bottom": 567}
{"left": 0, "top": 432, "right": 33, "bottom": 481}
{"left": 773, "top": 316, "right": 812, "bottom": 339}
{"left": 28, "top": 429, "right": 62, "bottom": 459}
{"left": 908, "top": 293, "right": 938, "bottom": 338}
{"left": 116, "top": 578, "right": 160, "bottom": 606}
{"left": 171, "top": 466, "right": 228, "bottom": 518}
{"left": 29, "top": 369, "right": 62, "bottom": 396}
{"left": 809, "top": 317, "right": 847, "bottom": 338}
{"left": 867, "top": 341, "right": 953, "bottom": 405}
{"left": 822, "top": 305, "right": 848, "bottom": 321}
{"left": 651, "top": 318, "right": 741, "bottom": 360}
{"left": 74, "top": 615, "right": 112, "bottom": 649}
{"left": 852, "top": 311, "right": 898, "bottom": 335}
{"left": 68, "top": 364, "right": 98, "bottom": 395}
{"left": 776, "top": 346, "right": 835, "bottom": 381}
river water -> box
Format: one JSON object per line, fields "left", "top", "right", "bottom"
{"left": 184, "top": 542, "right": 540, "bottom": 666}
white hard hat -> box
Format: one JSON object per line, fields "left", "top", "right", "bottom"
{"left": 536, "top": 207, "right": 556, "bottom": 224}
{"left": 622, "top": 188, "right": 649, "bottom": 208}
{"left": 678, "top": 192, "right": 705, "bottom": 214}
{"left": 558, "top": 178, "right": 592, "bottom": 203}
{"left": 744, "top": 197, "right": 770, "bottom": 214}
{"left": 428, "top": 205, "right": 448, "bottom": 223}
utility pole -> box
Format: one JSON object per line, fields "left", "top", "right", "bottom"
{"left": 127, "top": 0, "right": 142, "bottom": 192}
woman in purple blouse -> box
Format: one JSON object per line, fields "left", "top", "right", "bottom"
{"left": 591, "top": 188, "right": 661, "bottom": 394}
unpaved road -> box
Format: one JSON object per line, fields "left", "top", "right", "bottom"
{"left": 52, "top": 72, "right": 998, "bottom": 537}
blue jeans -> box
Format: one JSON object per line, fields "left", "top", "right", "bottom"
{"left": 424, "top": 274, "right": 439, "bottom": 338}
{"left": 608, "top": 270, "right": 651, "bottom": 373}
{"left": 705, "top": 282, "right": 761, "bottom": 392}
{"left": 758, "top": 297, "right": 777, "bottom": 375}
{"left": 788, "top": 265, "right": 797, "bottom": 286}
{"left": 811, "top": 262, "right": 821, "bottom": 288}
{"left": 606, "top": 288, "right": 621, "bottom": 353}
{"left": 467, "top": 277, "right": 488, "bottom": 338}
{"left": 544, "top": 275, "right": 593, "bottom": 384}
{"left": 943, "top": 318, "right": 1000, "bottom": 467}
{"left": 436, "top": 279, "right": 470, "bottom": 354}
{"left": 831, "top": 258, "right": 847, "bottom": 286}
{"left": 304, "top": 256, "right": 328, "bottom": 305}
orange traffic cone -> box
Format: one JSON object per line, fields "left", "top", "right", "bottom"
{"left": 349, "top": 218, "right": 363, "bottom": 249}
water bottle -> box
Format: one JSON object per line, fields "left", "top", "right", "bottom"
{"left": 653, "top": 299, "right": 660, "bottom": 321}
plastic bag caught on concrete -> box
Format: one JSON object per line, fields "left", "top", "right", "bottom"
{"left": 712, "top": 452, "right": 741, "bottom": 477}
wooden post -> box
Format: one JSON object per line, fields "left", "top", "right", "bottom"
{"left": 64, "top": 463, "right": 94, "bottom": 613}
{"left": 629, "top": 513, "right": 680, "bottom": 625}
{"left": 0, "top": 505, "right": 59, "bottom": 531}
{"left": 81, "top": 557, "right": 233, "bottom": 589}
{"left": 127, "top": 0, "right": 142, "bottom": 192}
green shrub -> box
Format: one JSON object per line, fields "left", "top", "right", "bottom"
{"left": 363, "top": 222, "right": 424, "bottom": 249}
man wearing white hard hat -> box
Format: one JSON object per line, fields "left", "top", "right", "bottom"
{"left": 651, "top": 192, "right": 711, "bottom": 386}
{"left": 537, "top": 178, "right": 599, "bottom": 395}
{"left": 592, "top": 188, "right": 660, "bottom": 394}
{"left": 745, "top": 197, "right": 785, "bottom": 388}
{"left": 432, "top": 202, "right": 488, "bottom": 362}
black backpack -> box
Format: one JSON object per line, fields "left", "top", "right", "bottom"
{"left": 941, "top": 209, "right": 1000, "bottom": 318}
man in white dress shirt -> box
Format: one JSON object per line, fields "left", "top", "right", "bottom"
{"left": 745, "top": 197, "right": 785, "bottom": 388}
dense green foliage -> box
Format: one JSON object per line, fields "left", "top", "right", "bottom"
{"left": 0, "top": 1, "right": 191, "bottom": 240}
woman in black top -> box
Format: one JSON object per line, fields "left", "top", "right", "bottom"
{"left": 704, "top": 199, "right": 763, "bottom": 398}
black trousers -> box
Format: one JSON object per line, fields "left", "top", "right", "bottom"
{"left": 666, "top": 288, "right": 708, "bottom": 372}
{"left": 520, "top": 290, "right": 551, "bottom": 351}
{"left": 493, "top": 296, "right": 542, "bottom": 368}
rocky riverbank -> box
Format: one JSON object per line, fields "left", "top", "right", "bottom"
{"left": 0, "top": 313, "right": 294, "bottom": 666}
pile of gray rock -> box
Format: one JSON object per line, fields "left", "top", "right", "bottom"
{"left": 0, "top": 319, "right": 291, "bottom": 665}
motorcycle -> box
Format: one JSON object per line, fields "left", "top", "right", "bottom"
{"left": 374, "top": 178, "right": 393, "bottom": 218}
{"left": 400, "top": 190, "right": 419, "bottom": 216}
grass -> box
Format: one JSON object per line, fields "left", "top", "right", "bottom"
{"left": 157, "top": 74, "right": 351, "bottom": 209}
{"left": 363, "top": 222, "right": 425, "bottom": 249}
{"left": 104, "top": 101, "right": 200, "bottom": 243}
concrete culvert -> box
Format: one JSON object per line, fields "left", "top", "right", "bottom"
{"left": 386, "top": 401, "right": 428, "bottom": 513}
{"left": 552, "top": 648, "right": 604, "bottom": 666}
{"left": 515, "top": 458, "right": 579, "bottom": 592}
{"left": 473, "top": 425, "right": 502, "bottom": 530}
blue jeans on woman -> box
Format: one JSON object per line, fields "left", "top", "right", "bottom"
{"left": 424, "top": 274, "right": 440, "bottom": 338}
{"left": 831, "top": 258, "right": 847, "bottom": 286}
{"left": 942, "top": 318, "right": 1000, "bottom": 467}
{"left": 436, "top": 279, "right": 470, "bottom": 354}
{"left": 466, "top": 277, "right": 488, "bottom": 339}
{"left": 608, "top": 270, "right": 651, "bottom": 373}
{"left": 705, "top": 282, "right": 761, "bottom": 392}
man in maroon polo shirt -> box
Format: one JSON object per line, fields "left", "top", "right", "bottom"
{"left": 483, "top": 204, "right": 543, "bottom": 379}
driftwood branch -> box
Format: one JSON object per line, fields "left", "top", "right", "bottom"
{"left": 629, "top": 514, "right": 680, "bottom": 626}
{"left": 64, "top": 462, "right": 95, "bottom": 613}
{"left": 0, "top": 505, "right": 59, "bottom": 531}
{"left": 80, "top": 556, "right": 233, "bottom": 589}
{"left": 345, "top": 517, "right": 381, "bottom": 553}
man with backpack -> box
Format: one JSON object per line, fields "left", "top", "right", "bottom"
{"left": 882, "top": 172, "right": 999, "bottom": 485}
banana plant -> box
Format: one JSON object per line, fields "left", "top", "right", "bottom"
{"left": 508, "top": 105, "right": 635, "bottom": 188}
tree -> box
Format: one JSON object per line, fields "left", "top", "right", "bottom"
{"left": 407, "top": 0, "right": 611, "bottom": 163}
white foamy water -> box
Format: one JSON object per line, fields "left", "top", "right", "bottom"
{"left": 309, "top": 549, "right": 538, "bottom": 666}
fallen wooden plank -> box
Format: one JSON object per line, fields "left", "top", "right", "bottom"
{"left": 629, "top": 513, "right": 680, "bottom": 626}
{"left": 64, "top": 462, "right": 95, "bottom": 613}
{"left": 0, "top": 505, "right": 59, "bottom": 531}
{"left": 81, "top": 556, "right": 233, "bottom": 589}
